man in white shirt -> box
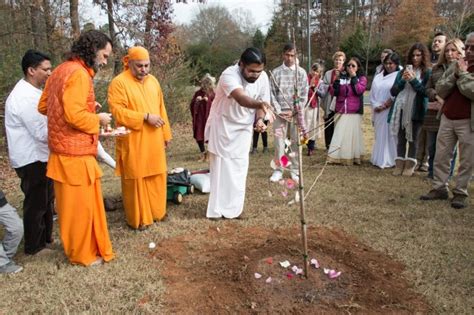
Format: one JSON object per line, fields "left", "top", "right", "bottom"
{"left": 5, "top": 50, "right": 54, "bottom": 255}
{"left": 269, "top": 43, "right": 309, "bottom": 182}
{"left": 205, "top": 47, "right": 274, "bottom": 219}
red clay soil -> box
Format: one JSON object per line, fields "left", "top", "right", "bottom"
{"left": 154, "top": 224, "right": 431, "bottom": 314}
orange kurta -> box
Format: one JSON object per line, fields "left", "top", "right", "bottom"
{"left": 38, "top": 61, "right": 115, "bottom": 266}
{"left": 108, "top": 70, "right": 172, "bottom": 229}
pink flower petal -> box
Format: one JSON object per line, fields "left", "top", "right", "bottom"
{"left": 254, "top": 273, "right": 262, "bottom": 279}
{"left": 323, "top": 268, "right": 330, "bottom": 274}
{"left": 285, "top": 179, "right": 296, "bottom": 190}
{"left": 291, "top": 265, "right": 299, "bottom": 273}
{"left": 310, "top": 258, "right": 320, "bottom": 269}
{"left": 286, "top": 273, "right": 294, "bottom": 279}
{"left": 281, "top": 190, "right": 288, "bottom": 198}
{"left": 265, "top": 257, "right": 273, "bottom": 265}
{"left": 265, "top": 277, "right": 272, "bottom": 283}
{"left": 328, "top": 270, "right": 342, "bottom": 279}
{"left": 280, "top": 155, "right": 290, "bottom": 168}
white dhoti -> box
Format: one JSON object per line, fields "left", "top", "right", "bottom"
{"left": 206, "top": 152, "right": 249, "bottom": 219}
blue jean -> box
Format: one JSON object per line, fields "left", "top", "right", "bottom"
{"left": 0, "top": 203, "right": 23, "bottom": 267}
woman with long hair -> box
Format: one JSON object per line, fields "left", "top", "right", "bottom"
{"left": 327, "top": 57, "right": 367, "bottom": 165}
{"left": 423, "top": 38, "right": 465, "bottom": 178}
{"left": 388, "top": 42, "right": 432, "bottom": 176}
{"left": 319, "top": 51, "right": 346, "bottom": 150}
{"left": 190, "top": 73, "right": 215, "bottom": 161}
{"left": 369, "top": 52, "right": 401, "bottom": 168}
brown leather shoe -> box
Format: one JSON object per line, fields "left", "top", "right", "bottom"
{"left": 451, "top": 194, "right": 468, "bottom": 209}
{"left": 420, "top": 189, "right": 449, "bottom": 200}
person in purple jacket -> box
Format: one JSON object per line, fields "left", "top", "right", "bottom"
{"left": 327, "top": 57, "right": 367, "bottom": 165}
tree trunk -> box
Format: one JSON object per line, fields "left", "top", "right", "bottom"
{"left": 42, "top": 0, "right": 55, "bottom": 60}
{"left": 70, "top": 0, "right": 80, "bottom": 39}
{"left": 105, "top": 0, "right": 121, "bottom": 74}
{"left": 30, "top": 0, "right": 43, "bottom": 48}
{"left": 144, "top": 0, "right": 155, "bottom": 50}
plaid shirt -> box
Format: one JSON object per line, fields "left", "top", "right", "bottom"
{"left": 270, "top": 64, "right": 308, "bottom": 114}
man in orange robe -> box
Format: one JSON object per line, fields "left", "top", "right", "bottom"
{"left": 38, "top": 30, "right": 115, "bottom": 266}
{"left": 108, "top": 47, "right": 172, "bottom": 230}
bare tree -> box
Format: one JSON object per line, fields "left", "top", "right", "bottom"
{"left": 69, "top": 0, "right": 79, "bottom": 38}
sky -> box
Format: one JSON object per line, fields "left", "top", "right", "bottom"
{"left": 173, "top": 0, "right": 277, "bottom": 33}
{"left": 82, "top": 0, "right": 277, "bottom": 33}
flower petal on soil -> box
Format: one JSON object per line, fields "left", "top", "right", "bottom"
{"left": 328, "top": 270, "right": 342, "bottom": 279}
{"left": 279, "top": 260, "right": 291, "bottom": 268}
{"left": 291, "top": 265, "right": 303, "bottom": 275}
{"left": 148, "top": 242, "right": 156, "bottom": 249}
{"left": 254, "top": 273, "right": 262, "bottom": 279}
{"left": 281, "top": 190, "right": 288, "bottom": 198}
{"left": 310, "top": 258, "right": 320, "bottom": 268}
{"left": 286, "top": 273, "right": 294, "bottom": 279}
{"left": 278, "top": 179, "right": 285, "bottom": 186}
{"left": 288, "top": 152, "right": 296, "bottom": 158}
{"left": 323, "top": 268, "right": 330, "bottom": 274}
{"left": 265, "top": 257, "right": 273, "bottom": 264}
{"left": 265, "top": 277, "right": 272, "bottom": 283}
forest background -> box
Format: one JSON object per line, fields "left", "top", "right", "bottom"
{"left": 0, "top": 0, "right": 472, "bottom": 129}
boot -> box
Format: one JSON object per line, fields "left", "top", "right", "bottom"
{"left": 392, "top": 158, "right": 405, "bottom": 176}
{"left": 402, "top": 158, "right": 417, "bottom": 176}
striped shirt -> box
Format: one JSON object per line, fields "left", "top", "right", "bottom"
{"left": 270, "top": 64, "right": 308, "bottom": 114}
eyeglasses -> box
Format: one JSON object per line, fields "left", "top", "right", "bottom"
{"left": 347, "top": 64, "right": 357, "bottom": 68}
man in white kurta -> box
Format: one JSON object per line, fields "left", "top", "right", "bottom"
{"left": 205, "top": 48, "right": 272, "bottom": 219}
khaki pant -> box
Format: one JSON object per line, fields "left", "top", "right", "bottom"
{"left": 273, "top": 115, "right": 299, "bottom": 173}
{"left": 432, "top": 115, "right": 473, "bottom": 196}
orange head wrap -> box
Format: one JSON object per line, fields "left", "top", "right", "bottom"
{"left": 122, "top": 46, "right": 150, "bottom": 70}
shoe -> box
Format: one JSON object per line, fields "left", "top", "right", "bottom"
{"left": 262, "top": 147, "right": 269, "bottom": 153}
{"left": 250, "top": 148, "right": 258, "bottom": 154}
{"left": 35, "top": 248, "right": 55, "bottom": 256}
{"left": 451, "top": 194, "right": 468, "bottom": 209}
{"left": 0, "top": 261, "right": 23, "bottom": 274}
{"left": 89, "top": 257, "right": 103, "bottom": 267}
{"left": 290, "top": 172, "right": 299, "bottom": 182}
{"left": 307, "top": 149, "right": 314, "bottom": 156}
{"left": 402, "top": 158, "right": 417, "bottom": 176}
{"left": 417, "top": 163, "right": 429, "bottom": 172}
{"left": 392, "top": 158, "right": 405, "bottom": 176}
{"left": 269, "top": 170, "right": 283, "bottom": 182}
{"left": 420, "top": 189, "right": 449, "bottom": 200}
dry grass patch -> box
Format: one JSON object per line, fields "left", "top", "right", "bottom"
{"left": 1, "top": 112, "right": 473, "bottom": 313}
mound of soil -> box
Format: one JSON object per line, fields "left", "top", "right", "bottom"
{"left": 154, "top": 224, "right": 431, "bottom": 313}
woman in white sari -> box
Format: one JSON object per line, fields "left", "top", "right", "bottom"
{"left": 369, "top": 52, "right": 401, "bottom": 168}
